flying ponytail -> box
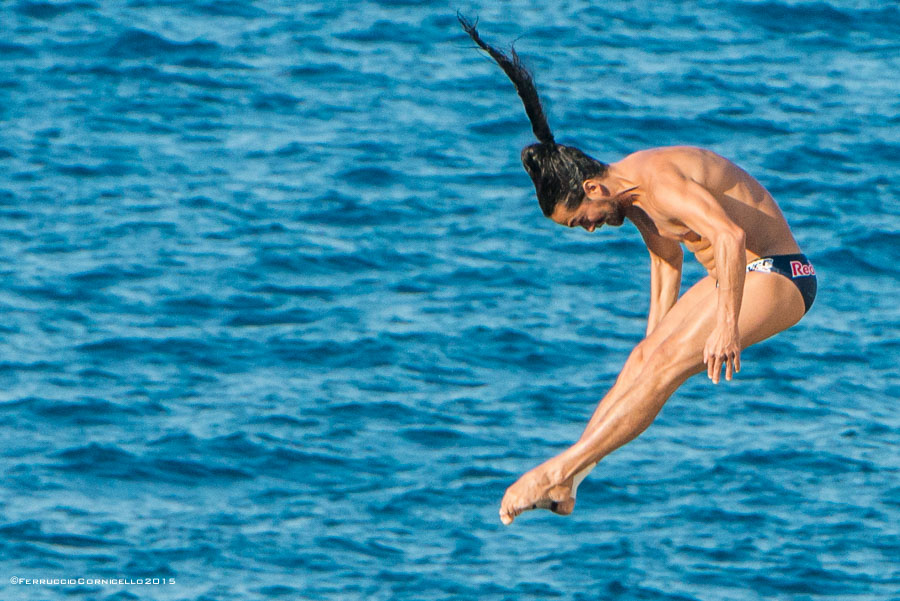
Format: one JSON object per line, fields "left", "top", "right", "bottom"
{"left": 458, "top": 14, "right": 555, "bottom": 146}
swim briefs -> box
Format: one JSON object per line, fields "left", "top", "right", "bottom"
{"left": 746, "top": 253, "right": 817, "bottom": 314}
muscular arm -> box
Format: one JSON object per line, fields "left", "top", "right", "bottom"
{"left": 654, "top": 172, "right": 746, "bottom": 381}
{"left": 647, "top": 246, "right": 683, "bottom": 336}
{"left": 632, "top": 209, "right": 683, "bottom": 336}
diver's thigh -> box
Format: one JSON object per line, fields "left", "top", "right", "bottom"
{"left": 737, "top": 272, "right": 805, "bottom": 348}
{"left": 641, "top": 275, "right": 717, "bottom": 354}
{"left": 642, "top": 271, "right": 805, "bottom": 375}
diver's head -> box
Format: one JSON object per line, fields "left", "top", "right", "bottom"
{"left": 545, "top": 176, "right": 634, "bottom": 232}
{"left": 458, "top": 15, "right": 612, "bottom": 221}
{"left": 520, "top": 143, "right": 609, "bottom": 218}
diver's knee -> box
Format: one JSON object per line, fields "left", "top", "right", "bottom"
{"left": 630, "top": 342, "right": 647, "bottom": 365}
{"left": 614, "top": 342, "right": 648, "bottom": 385}
{"left": 645, "top": 336, "right": 698, "bottom": 376}
{"left": 623, "top": 340, "right": 650, "bottom": 373}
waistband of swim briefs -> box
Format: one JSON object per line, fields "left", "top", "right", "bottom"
{"left": 747, "top": 254, "right": 814, "bottom": 277}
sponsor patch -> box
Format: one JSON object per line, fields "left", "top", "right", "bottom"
{"left": 790, "top": 260, "right": 815, "bottom": 277}
{"left": 746, "top": 258, "right": 774, "bottom": 273}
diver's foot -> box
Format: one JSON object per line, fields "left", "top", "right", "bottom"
{"left": 498, "top": 459, "right": 577, "bottom": 525}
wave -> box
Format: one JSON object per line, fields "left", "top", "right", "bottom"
{"left": 720, "top": 448, "right": 876, "bottom": 475}
{"left": 83, "top": 63, "right": 250, "bottom": 90}
{"left": 47, "top": 435, "right": 374, "bottom": 485}
{"left": 76, "top": 336, "right": 228, "bottom": 368}
{"left": 734, "top": 1, "right": 900, "bottom": 40}
{"left": 0, "top": 42, "right": 36, "bottom": 57}
{"left": 0, "top": 519, "right": 123, "bottom": 548}
{"left": 106, "top": 28, "right": 220, "bottom": 60}
{"left": 7, "top": 396, "right": 166, "bottom": 426}
{"left": 189, "top": 0, "right": 266, "bottom": 19}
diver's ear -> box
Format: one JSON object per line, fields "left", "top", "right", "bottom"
{"left": 582, "top": 178, "right": 609, "bottom": 198}
{"left": 582, "top": 179, "right": 601, "bottom": 196}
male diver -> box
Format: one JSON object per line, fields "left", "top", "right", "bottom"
{"left": 458, "top": 16, "right": 817, "bottom": 525}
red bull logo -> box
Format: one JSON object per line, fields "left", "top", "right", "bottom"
{"left": 790, "top": 260, "right": 815, "bottom": 277}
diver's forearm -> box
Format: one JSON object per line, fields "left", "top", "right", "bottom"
{"left": 713, "top": 231, "right": 746, "bottom": 327}
{"left": 654, "top": 275, "right": 680, "bottom": 331}
{"left": 646, "top": 257, "right": 682, "bottom": 336}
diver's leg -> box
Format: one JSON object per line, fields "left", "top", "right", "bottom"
{"left": 581, "top": 275, "right": 718, "bottom": 435}
{"left": 499, "top": 271, "right": 805, "bottom": 525}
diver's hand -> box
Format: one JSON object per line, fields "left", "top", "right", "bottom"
{"left": 704, "top": 323, "right": 741, "bottom": 384}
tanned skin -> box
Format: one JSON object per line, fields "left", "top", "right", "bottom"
{"left": 500, "top": 145, "right": 807, "bottom": 525}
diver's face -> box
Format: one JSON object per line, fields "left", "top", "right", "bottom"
{"left": 548, "top": 178, "right": 629, "bottom": 231}
{"left": 549, "top": 196, "right": 623, "bottom": 232}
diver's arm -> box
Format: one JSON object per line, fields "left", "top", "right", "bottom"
{"left": 646, "top": 243, "right": 683, "bottom": 337}
{"left": 654, "top": 172, "right": 746, "bottom": 383}
{"left": 632, "top": 209, "right": 683, "bottom": 336}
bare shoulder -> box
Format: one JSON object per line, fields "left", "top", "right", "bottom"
{"left": 617, "top": 146, "right": 732, "bottom": 176}
{"left": 618, "top": 146, "right": 763, "bottom": 195}
{"left": 618, "top": 146, "right": 797, "bottom": 256}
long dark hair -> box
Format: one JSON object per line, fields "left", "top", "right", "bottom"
{"left": 458, "top": 14, "right": 607, "bottom": 216}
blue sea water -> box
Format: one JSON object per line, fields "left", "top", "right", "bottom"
{"left": 0, "top": 0, "right": 898, "bottom": 599}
